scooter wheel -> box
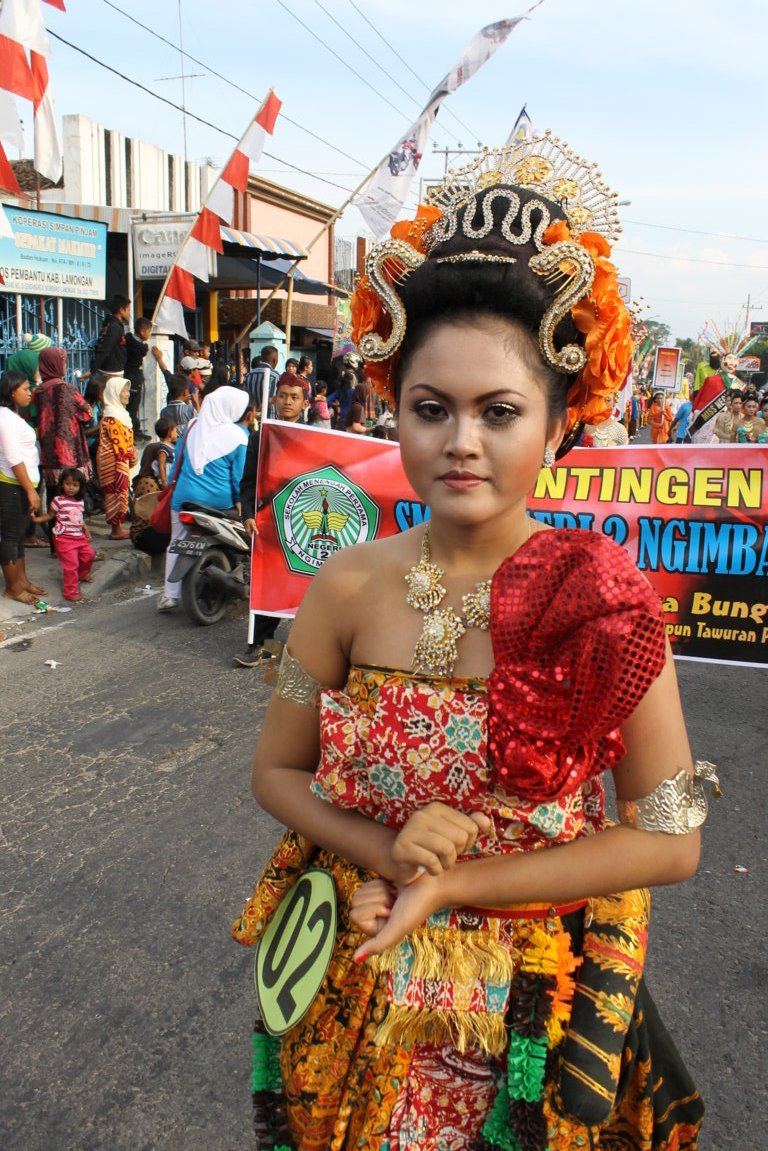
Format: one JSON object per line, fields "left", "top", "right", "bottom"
{"left": 181, "top": 547, "right": 232, "bottom": 625}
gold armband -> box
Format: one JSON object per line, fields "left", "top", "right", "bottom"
{"left": 617, "top": 761, "right": 721, "bottom": 834}
{"left": 272, "top": 646, "right": 323, "bottom": 709}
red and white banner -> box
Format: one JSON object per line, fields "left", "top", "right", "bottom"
{"left": 356, "top": 8, "right": 541, "bottom": 237}
{"left": 251, "top": 424, "right": 768, "bottom": 669}
{"left": 0, "top": 0, "right": 62, "bottom": 183}
{"left": 153, "top": 90, "right": 281, "bottom": 338}
{"left": 31, "top": 49, "right": 61, "bottom": 182}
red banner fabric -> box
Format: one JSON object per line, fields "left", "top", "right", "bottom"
{"left": 251, "top": 423, "right": 421, "bottom": 617}
{"left": 251, "top": 425, "right": 768, "bottom": 668}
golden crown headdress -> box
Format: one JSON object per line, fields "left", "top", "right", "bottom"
{"left": 351, "top": 132, "right": 632, "bottom": 441}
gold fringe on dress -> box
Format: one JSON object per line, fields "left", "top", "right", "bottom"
{"left": 368, "top": 921, "right": 517, "bottom": 1056}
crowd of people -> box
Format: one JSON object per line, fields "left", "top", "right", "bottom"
{"left": 0, "top": 296, "right": 400, "bottom": 620}
{"left": 0, "top": 293, "right": 766, "bottom": 619}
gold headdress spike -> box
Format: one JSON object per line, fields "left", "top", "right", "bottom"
{"left": 424, "top": 132, "right": 622, "bottom": 246}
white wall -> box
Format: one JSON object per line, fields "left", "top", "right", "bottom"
{"left": 61, "top": 114, "right": 106, "bottom": 205}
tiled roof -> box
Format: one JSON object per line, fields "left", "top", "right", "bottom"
{"left": 9, "top": 159, "right": 63, "bottom": 192}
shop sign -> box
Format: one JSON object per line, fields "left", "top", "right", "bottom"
{"left": 0, "top": 207, "right": 107, "bottom": 300}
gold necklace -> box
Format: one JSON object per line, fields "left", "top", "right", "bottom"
{"left": 405, "top": 523, "right": 531, "bottom": 676}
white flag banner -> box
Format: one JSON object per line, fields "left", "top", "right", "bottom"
{"left": 506, "top": 104, "right": 533, "bottom": 146}
{"left": 0, "top": 89, "right": 24, "bottom": 151}
{"left": 356, "top": 8, "right": 542, "bottom": 237}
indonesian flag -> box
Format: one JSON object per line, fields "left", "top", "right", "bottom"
{"left": 0, "top": 138, "right": 21, "bottom": 194}
{"left": 356, "top": 6, "right": 542, "bottom": 237}
{"left": 0, "top": 0, "right": 62, "bottom": 182}
{"left": 0, "top": 0, "right": 49, "bottom": 101}
{"left": 153, "top": 90, "right": 282, "bottom": 338}
{"left": 0, "top": 84, "right": 24, "bottom": 202}
{"left": 31, "top": 49, "right": 61, "bottom": 182}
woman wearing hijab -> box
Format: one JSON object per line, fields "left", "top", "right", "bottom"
{"left": 6, "top": 333, "right": 51, "bottom": 390}
{"left": 158, "top": 384, "right": 249, "bottom": 612}
{"left": 96, "top": 376, "right": 136, "bottom": 539}
{"left": 36, "top": 347, "right": 93, "bottom": 499}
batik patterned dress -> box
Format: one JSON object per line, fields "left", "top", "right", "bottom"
{"left": 234, "top": 531, "right": 705, "bottom": 1151}
{"left": 96, "top": 417, "right": 134, "bottom": 526}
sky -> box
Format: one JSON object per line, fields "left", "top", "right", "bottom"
{"left": 9, "top": 0, "right": 768, "bottom": 343}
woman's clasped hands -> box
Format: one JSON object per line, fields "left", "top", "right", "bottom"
{"left": 351, "top": 801, "right": 490, "bottom": 962}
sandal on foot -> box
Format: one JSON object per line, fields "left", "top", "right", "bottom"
{"left": 3, "top": 589, "right": 37, "bottom": 605}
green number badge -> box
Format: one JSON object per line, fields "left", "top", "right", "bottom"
{"left": 254, "top": 869, "right": 337, "bottom": 1036}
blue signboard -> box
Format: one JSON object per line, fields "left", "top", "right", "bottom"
{"left": 0, "top": 207, "right": 107, "bottom": 300}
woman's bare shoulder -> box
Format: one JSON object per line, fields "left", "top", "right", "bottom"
{"left": 308, "top": 529, "right": 419, "bottom": 597}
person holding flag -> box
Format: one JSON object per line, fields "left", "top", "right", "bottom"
{"left": 235, "top": 134, "right": 706, "bottom": 1149}
{"left": 232, "top": 375, "right": 308, "bottom": 666}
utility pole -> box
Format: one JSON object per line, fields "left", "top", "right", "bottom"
{"left": 743, "top": 293, "right": 763, "bottom": 333}
{"left": 431, "top": 143, "right": 485, "bottom": 176}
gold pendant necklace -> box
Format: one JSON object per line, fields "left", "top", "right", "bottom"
{"left": 404, "top": 524, "right": 494, "bottom": 676}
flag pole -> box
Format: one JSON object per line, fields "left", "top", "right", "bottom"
{"left": 150, "top": 90, "right": 278, "bottom": 336}
{"left": 233, "top": 5, "right": 543, "bottom": 344}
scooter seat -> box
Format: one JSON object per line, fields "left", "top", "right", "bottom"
{"left": 180, "top": 501, "right": 239, "bottom": 518}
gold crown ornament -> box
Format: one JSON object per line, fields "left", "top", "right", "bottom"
{"left": 350, "top": 132, "right": 632, "bottom": 446}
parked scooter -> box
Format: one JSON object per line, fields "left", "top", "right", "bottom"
{"left": 167, "top": 502, "right": 250, "bottom": 625}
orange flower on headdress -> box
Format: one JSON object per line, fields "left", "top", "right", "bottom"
{"left": 349, "top": 204, "right": 443, "bottom": 406}
{"left": 350, "top": 274, "right": 387, "bottom": 350}
{"left": 389, "top": 203, "right": 442, "bottom": 252}
{"left": 542, "top": 221, "right": 632, "bottom": 432}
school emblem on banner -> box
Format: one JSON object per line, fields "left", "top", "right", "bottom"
{"left": 272, "top": 464, "right": 380, "bottom": 574}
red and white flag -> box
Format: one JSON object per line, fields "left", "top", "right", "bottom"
{"left": 356, "top": 7, "right": 542, "bottom": 237}
{"left": 31, "top": 49, "right": 61, "bottom": 182}
{"left": 153, "top": 90, "right": 282, "bottom": 338}
{"left": 0, "top": 138, "right": 21, "bottom": 194}
{"left": 0, "top": 0, "right": 62, "bottom": 182}
{"left": 0, "top": 87, "right": 24, "bottom": 151}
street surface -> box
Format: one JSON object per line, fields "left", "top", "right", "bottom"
{"left": 1, "top": 581, "right": 765, "bottom": 1150}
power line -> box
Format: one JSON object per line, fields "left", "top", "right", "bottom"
{"left": 618, "top": 245, "right": 768, "bottom": 271}
{"left": 346, "top": 0, "right": 482, "bottom": 143}
{"left": 311, "top": 0, "right": 461, "bottom": 147}
{"left": 101, "top": 0, "right": 369, "bottom": 171}
{"left": 624, "top": 218, "right": 768, "bottom": 246}
{"left": 47, "top": 30, "right": 357, "bottom": 196}
{"left": 275, "top": 0, "right": 413, "bottom": 122}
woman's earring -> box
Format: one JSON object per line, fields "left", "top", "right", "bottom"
{"left": 542, "top": 446, "right": 556, "bottom": 468}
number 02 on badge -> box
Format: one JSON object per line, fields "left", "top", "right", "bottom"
{"left": 254, "top": 870, "right": 337, "bottom": 1035}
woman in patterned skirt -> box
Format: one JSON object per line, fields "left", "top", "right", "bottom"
{"left": 235, "top": 136, "right": 708, "bottom": 1151}
{"left": 96, "top": 376, "right": 136, "bottom": 539}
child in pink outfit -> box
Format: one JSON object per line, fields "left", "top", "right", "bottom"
{"left": 34, "top": 467, "right": 95, "bottom": 601}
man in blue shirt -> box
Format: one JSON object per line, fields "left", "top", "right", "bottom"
{"left": 670, "top": 400, "right": 693, "bottom": 444}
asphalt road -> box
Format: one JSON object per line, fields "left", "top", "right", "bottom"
{"left": 1, "top": 583, "right": 764, "bottom": 1150}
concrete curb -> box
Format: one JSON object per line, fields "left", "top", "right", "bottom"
{"left": 0, "top": 541, "right": 156, "bottom": 634}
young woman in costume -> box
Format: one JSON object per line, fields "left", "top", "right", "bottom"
{"left": 236, "top": 135, "right": 711, "bottom": 1150}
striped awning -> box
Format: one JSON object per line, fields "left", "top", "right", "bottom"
{"left": 219, "top": 226, "right": 308, "bottom": 259}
